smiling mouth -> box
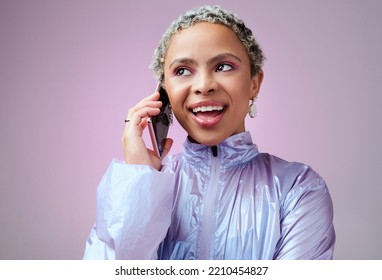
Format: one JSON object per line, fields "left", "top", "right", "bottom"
{"left": 190, "top": 105, "right": 226, "bottom": 127}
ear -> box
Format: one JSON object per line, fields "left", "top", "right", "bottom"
{"left": 250, "top": 70, "right": 264, "bottom": 99}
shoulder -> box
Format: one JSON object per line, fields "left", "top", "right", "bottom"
{"left": 255, "top": 152, "right": 323, "bottom": 179}
{"left": 254, "top": 152, "right": 328, "bottom": 199}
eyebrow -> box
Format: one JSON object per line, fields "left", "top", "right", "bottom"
{"left": 169, "top": 53, "right": 242, "bottom": 69}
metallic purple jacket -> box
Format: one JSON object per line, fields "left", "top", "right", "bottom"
{"left": 83, "top": 132, "right": 335, "bottom": 259}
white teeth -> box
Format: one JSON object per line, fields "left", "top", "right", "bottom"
{"left": 192, "top": 105, "right": 224, "bottom": 113}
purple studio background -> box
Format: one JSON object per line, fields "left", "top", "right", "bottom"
{"left": 0, "top": 0, "right": 381, "bottom": 259}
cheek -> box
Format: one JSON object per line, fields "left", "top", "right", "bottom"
{"left": 230, "top": 91, "right": 252, "bottom": 116}
{"left": 229, "top": 82, "right": 252, "bottom": 103}
{"left": 168, "top": 96, "right": 182, "bottom": 114}
{"left": 165, "top": 79, "right": 188, "bottom": 104}
{"left": 232, "top": 100, "right": 249, "bottom": 120}
{"left": 166, "top": 88, "right": 187, "bottom": 115}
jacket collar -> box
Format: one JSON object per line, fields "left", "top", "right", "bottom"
{"left": 183, "top": 131, "right": 259, "bottom": 169}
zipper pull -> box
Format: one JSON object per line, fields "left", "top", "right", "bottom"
{"left": 211, "top": 146, "right": 218, "bottom": 157}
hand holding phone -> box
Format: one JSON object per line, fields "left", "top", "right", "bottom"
{"left": 148, "top": 84, "right": 172, "bottom": 157}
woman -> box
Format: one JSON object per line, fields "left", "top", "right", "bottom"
{"left": 83, "top": 5, "right": 335, "bottom": 260}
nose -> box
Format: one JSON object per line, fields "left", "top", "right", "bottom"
{"left": 192, "top": 70, "right": 217, "bottom": 95}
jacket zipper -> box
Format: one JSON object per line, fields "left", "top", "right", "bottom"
{"left": 198, "top": 147, "right": 220, "bottom": 259}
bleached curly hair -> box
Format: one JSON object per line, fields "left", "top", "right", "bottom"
{"left": 150, "top": 5, "right": 265, "bottom": 85}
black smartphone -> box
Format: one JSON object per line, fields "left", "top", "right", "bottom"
{"left": 148, "top": 84, "right": 172, "bottom": 157}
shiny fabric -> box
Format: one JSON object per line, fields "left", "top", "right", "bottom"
{"left": 83, "top": 131, "right": 335, "bottom": 260}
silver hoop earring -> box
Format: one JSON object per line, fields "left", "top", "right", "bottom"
{"left": 248, "top": 98, "right": 257, "bottom": 118}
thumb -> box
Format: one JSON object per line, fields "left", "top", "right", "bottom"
{"left": 160, "top": 138, "right": 174, "bottom": 159}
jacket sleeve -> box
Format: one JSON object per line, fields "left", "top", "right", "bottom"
{"left": 273, "top": 169, "right": 336, "bottom": 260}
{"left": 83, "top": 159, "right": 175, "bottom": 259}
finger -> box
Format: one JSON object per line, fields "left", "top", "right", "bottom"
{"left": 127, "top": 107, "right": 160, "bottom": 128}
{"left": 160, "top": 138, "right": 174, "bottom": 159}
{"left": 138, "top": 91, "right": 161, "bottom": 104}
{"left": 125, "top": 90, "right": 161, "bottom": 115}
{"left": 125, "top": 100, "right": 162, "bottom": 122}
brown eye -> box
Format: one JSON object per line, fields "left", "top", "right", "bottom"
{"left": 216, "top": 64, "right": 233, "bottom": 72}
{"left": 175, "top": 68, "right": 192, "bottom": 76}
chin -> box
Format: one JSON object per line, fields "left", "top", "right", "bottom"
{"left": 188, "top": 133, "right": 227, "bottom": 146}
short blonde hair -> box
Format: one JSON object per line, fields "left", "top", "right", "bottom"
{"left": 150, "top": 5, "right": 265, "bottom": 85}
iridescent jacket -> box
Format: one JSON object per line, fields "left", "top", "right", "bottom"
{"left": 83, "top": 132, "right": 335, "bottom": 259}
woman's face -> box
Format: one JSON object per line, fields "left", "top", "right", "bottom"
{"left": 164, "top": 22, "right": 263, "bottom": 146}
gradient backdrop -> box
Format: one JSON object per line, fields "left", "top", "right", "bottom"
{"left": 1, "top": 0, "right": 381, "bottom": 259}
